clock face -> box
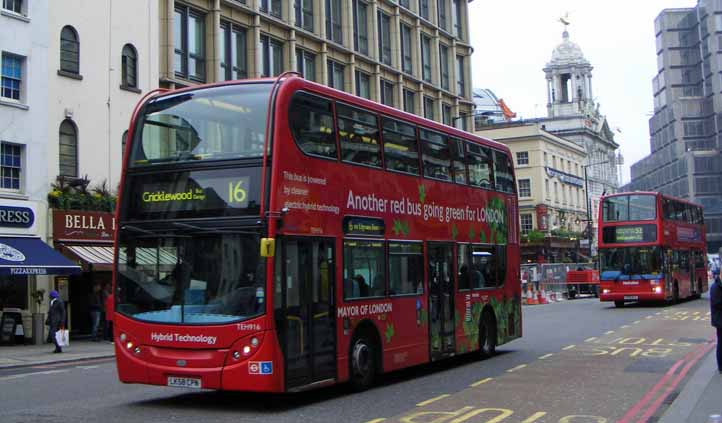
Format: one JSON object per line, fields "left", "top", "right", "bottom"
{"left": 0, "top": 243, "right": 25, "bottom": 262}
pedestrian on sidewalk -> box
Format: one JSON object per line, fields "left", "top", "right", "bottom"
{"left": 89, "top": 283, "right": 103, "bottom": 342}
{"left": 710, "top": 262, "right": 722, "bottom": 374}
{"left": 104, "top": 284, "right": 114, "bottom": 342}
{"left": 46, "top": 290, "right": 65, "bottom": 354}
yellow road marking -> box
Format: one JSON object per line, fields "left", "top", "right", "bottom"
{"left": 470, "top": 377, "right": 493, "bottom": 387}
{"left": 633, "top": 320, "right": 641, "bottom": 324}
{"left": 416, "top": 394, "right": 450, "bottom": 407}
{"left": 605, "top": 331, "right": 615, "bottom": 335}
{"left": 507, "top": 364, "right": 527, "bottom": 373}
{"left": 655, "top": 312, "right": 661, "bottom": 315}
{"left": 562, "top": 345, "right": 576, "bottom": 350}
{"left": 621, "top": 325, "right": 630, "bottom": 328}
{"left": 539, "top": 353, "right": 554, "bottom": 359}
{"left": 585, "top": 337, "right": 598, "bottom": 342}
{"left": 364, "top": 419, "right": 386, "bottom": 423}
{"left": 521, "top": 412, "right": 548, "bottom": 423}
{"left": 645, "top": 316, "right": 653, "bottom": 319}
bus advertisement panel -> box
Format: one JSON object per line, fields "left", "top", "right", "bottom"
{"left": 113, "top": 76, "right": 521, "bottom": 393}
{"left": 597, "top": 192, "right": 707, "bottom": 307}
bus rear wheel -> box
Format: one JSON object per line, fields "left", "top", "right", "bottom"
{"left": 350, "top": 335, "right": 376, "bottom": 391}
{"left": 614, "top": 301, "right": 625, "bottom": 308}
{"left": 478, "top": 311, "right": 497, "bottom": 359}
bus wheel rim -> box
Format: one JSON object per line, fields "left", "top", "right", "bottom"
{"left": 353, "top": 341, "right": 370, "bottom": 377}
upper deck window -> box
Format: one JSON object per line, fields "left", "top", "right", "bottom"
{"left": 289, "top": 91, "right": 337, "bottom": 159}
{"left": 602, "top": 194, "right": 656, "bottom": 222}
{"left": 338, "top": 104, "right": 381, "bottom": 167}
{"left": 420, "top": 129, "right": 450, "bottom": 181}
{"left": 131, "top": 83, "right": 271, "bottom": 166}
{"left": 383, "top": 118, "right": 419, "bottom": 175}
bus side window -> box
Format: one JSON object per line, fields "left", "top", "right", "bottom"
{"left": 420, "top": 129, "right": 451, "bottom": 181}
{"left": 466, "top": 144, "right": 493, "bottom": 189}
{"left": 493, "top": 150, "right": 514, "bottom": 193}
{"left": 449, "top": 138, "right": 467, "bottom": 185}
{"left": 457, "top": 244, "right": 471, "bottom": 290}
{"left": 289, "top": 92, "right": 337, "bottom": 159}
{"left": 382, "top": 118, "right": 419, "bottom": 175}
{"left": 337, "top": 104, "right": 381, "bottom": 168}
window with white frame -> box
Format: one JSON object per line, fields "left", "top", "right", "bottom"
{"left": 0, "top": 142, "right": 21, "bottom": 190}
{"left": 516, "top": 151, "right": 528, "bottom": 165}
{"left": 518, "top": 179, "right": 531, "bottom": 197}
{"left": 261, "top": 35, "right": 283, "bottom": 77}
{"left": 2, "top": 0, "right": 23, "bottom": 15}
{"left": 1, "top": 53, "right": 22, "bottom": 101}
{"left": 520, "top": 213, "right": 533, "bottom": 234}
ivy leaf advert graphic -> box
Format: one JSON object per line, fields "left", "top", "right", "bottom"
{"left": 392, "top": 219, "right": 403, "bottom": 236}
{"left": 418, "top": 184, "right": 426, "bottom": 203}
{"left": 479, "top": 229, "right": 487, "bottom": 243}
{"left": 385, "top": 322, "right": 395, "bottom": 343}
{"left": 451, "top": 224, "right": 458, "bottom": 240}
{"left": 400, "top": 220, "right": 410, "bottom": 237}
{"left": 468, "top": 226, "right": 476, "bottom": 241}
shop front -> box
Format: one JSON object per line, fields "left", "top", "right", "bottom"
{"left": 52, "top": 210, "right": 115, "bottom": 338}
{"left": 0, "top": 201, "right": 80, "bottom": 345}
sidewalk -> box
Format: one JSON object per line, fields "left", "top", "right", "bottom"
{"left": 660, "top": 345, "right": 722, "bottom": 422}
{"left": 0, "top": 339, "right": 115, "bottom": 369}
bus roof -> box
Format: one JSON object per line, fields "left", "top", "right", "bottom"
{"left": 600, "top": 191, "right": 703, "bottom": 208}
{"left": 140, "top": 75, "right": 512, "bottom": 157}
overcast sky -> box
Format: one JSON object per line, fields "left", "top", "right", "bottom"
{"left": 468, "top": 0, "right": 698, "bottom": 184}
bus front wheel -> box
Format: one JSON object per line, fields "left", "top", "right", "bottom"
{"left": 350, "top": 335, "right": 376, "bottom": 391}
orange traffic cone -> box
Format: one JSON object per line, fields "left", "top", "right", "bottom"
{"left": 538, "top": 285, "right": 548, "bottom": 304}
{"left": 526, "top": 283, "right": 538, "bottom": 305}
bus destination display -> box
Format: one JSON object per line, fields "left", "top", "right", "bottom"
{"left": 602, "top": 224, "right": 657, "bottom": 243}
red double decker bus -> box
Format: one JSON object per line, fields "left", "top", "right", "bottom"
{"left": 112, "top": 75, "right": 522, "bottom": 393}
{"left": 598, "top": 192, "right": 707, "bottom": 307}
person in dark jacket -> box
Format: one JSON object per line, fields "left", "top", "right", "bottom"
{"left": 89, "top": 283, "right": 103, "bottom": 341}
{"left": 710, "top": 265, "right": 722, "bottom": 373}
{"left": 46, "top": 290, "right": 66, "bottom": 353}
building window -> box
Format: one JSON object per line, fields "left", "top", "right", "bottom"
{"left": 60, "top": 26, "right": 80, "bottom": 75}
{"left": 516, "top": 151, "right": 528, "bottom": 165}
{"left": 261, "top": 0, "right": 282, "bottom": 18}
{"left": 2, "top": 0, "right": 22, "bottom": 14}
{"left": 456, "top": 55, "right": 465, "bottom": 96}
{"left": 451, "top": 0, "right": 462, "bottom": 38}
{"left": 260, "top": 35, "right": 283, "bottom": 77}
{"left": 380, "top": 79, "right": 394, "bottom": 106}
{"left": 545, "top": 179, "right": 550, "bottom": 200}
{"left": 421, "top": 34, "right": 432, "bottom": 83}
{"left": 355, "top": 69, "right": 370, "bottom": 99}
{"left": 439, "top": 44, "right": 449, "bottom": 90}
{"left": 0, "top": 142, "right": 21, "bottom": 190}
{"left": 0, "top": 275, "right": 28, "bottom": 309}
{"left": 296, "top": 49, "right": 316, "bottom": 81}
{"left": 437, "top": 0, "right": 447, "bottom": 30}
{"left": 553, "top": 181, "right": 558, "bottom": 203}
{"left": 403, "top": 89, "right": 415, "bottom": 114}
{"left": 518, "top": 179, "right": 531, "bottom": 197}
{"left": 442, "top": 103, "right": 451, "bottom": 125}
{"left": 1, "top": 53, "right": 22, "bottom": 101}
{"left": 325, "top": 0, "right": 342, "bottom": 44}
{"left": 59, "top": 120, "right": 78, "bottom": 178}
{"left": 419, "top": 0, "right": 429, "bottom": 20}
{"left": 378, "top": 11, "right": 392, "bottom": 66}
{"left": 220, "top": 23, "right": 248, "bottom": 80}
{"left": 295, "top": 0, "right": 314, "bottom": 31}
{"left": 520, "top": 213, "right": 533, "bottom": 234}
{"left": 423, "top": 96, "right": 434, "bottom": 120}
{"left": 327, "top": 59, "right": 344, "bottom": 90}
{"left": 400, "top": 24, "right": 413, "bottom": 74}
{"left": 121, "top": 44, "right": 138, "bottom": 88}
{"left": 399, "top": 0, "right": 410, "bottom": 9}
{"left": 353, "top": 0, "right": 369, "bottom": 55}
{"left": 174, "top": 7, "right": 205, "bottom": 81}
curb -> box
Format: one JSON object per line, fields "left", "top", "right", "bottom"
{"left": 658, "top": 346, "right": 717, "bottom": 423}
{"left": 0, "top": 353, "right": 115, "bottom": 370}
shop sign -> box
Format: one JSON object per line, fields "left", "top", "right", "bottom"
{"left": 0, "top": 205, "right": 34, "bottom": 228}
{"left": 53, "top": 210, "right": 116, "bottom": 243}
{"left": 544, "top": 167, "right": 584, "bottom": 187}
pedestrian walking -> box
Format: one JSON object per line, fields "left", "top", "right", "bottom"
{"left": 104, "top": 285, "right": 114, "bottom": 342}
{"left": 710, "top": 262, "right": 722, "bottom": 374}
{"left": 89, "top": 283, "right": 103, "bottom": 341}
{"left": 46, "top": 290, "right": 66, "bottom": 354}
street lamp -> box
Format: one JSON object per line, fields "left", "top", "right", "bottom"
{"left": 582, "top": 160, "right": 610, "bottom": 257}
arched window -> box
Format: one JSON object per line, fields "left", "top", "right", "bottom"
{"left": 60, "top": 26, "right": 79, "bottom": 74}
{"left": 122, "top": 130, "right": 128, "bottom": 155}
{"left": 121, "top": 44, "right": 138, "bottom": 88}
{"left": 59, "top": 120, "right": 78, "bottom": 177}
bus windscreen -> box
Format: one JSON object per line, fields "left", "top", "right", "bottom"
{"left": 131, "top": 83, "right": 272, "bottom": 166}
{"left": 599, "top": 246, "right": 663, "bottom": 280}
{"left": 602, "top": 194, "right": 656, "bottom": 222}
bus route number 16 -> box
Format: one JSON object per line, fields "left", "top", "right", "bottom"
{"left": 228, "top": 180, "right": 248, "bottom": 205}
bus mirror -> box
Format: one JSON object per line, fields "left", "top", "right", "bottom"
{"left": 260, "top": 238, "right": 276, "bottom": 257}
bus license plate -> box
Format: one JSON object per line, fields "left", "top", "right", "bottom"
{"left": 624, "top": 296, "right": 639, "bottom": 300}
{"left": 167, "top": 376, "right": 201, "bottom": 389}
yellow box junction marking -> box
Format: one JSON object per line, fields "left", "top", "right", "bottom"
{"left": 620, "top": 325, "right": 630, "bottom": 329}
{"left": 398, "top": 406, "right": 607, "bottom": 423}
{"left": 364, "top": 419, "right": 386, "bottom": 423}
{"left": 416, "top": 394, "right": 450, "bottom": 407}
{"left": 585, "top": 337, "right": 598, "bottom": 342}
{"left": 562, "top": 345, "right": 576, "bottom": 350}
{"left": 520, "top": 412, "right": 548, "bottom": 423}
{"left": 539, "top": 353, "right": 554, "bottom": 359}
{"left": 604, "top": 331, "right": 615, "bottom": 335}
{"left": 470, "top": 377, "right": 493, "bottom": 387}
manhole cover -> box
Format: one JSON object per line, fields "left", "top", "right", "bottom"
{"left": 624, "top": 358, "right": 676, "bottom": 374}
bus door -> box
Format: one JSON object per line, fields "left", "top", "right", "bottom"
{"left": 277, "top": 238, "right": 336, "bottom": 389}
{"left": 428, "top": 243, "right": 455, "bottom": 360}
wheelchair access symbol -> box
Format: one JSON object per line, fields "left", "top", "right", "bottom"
{"left": 248, "top": 361, "right": 273, "bottom": 375}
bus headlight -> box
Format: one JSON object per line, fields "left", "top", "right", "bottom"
{"left": 229, "top": 332, "right": 266, "bottom": 362}
{"left": 654, "top": 286, "right": 662, "bottom": 294}
{"left": 602, "top": 289, "right": 610, "bottom": 294}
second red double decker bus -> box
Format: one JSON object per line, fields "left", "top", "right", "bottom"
{"left": 598, "top": 192, "right": 707, "bottom": 307}
{"left": 112, "top": 75, "right": 522, "bottom": 393}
